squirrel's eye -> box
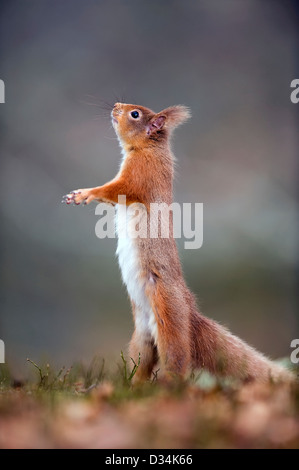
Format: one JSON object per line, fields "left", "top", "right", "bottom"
{"left": 130, "top": 111, "right": 139, "bottom": 119}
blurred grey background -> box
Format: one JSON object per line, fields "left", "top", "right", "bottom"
{"left": 0, "top": 0, "right": 298, "bottom": 376}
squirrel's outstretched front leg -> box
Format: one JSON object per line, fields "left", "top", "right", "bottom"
{"left": 62, "top": 177, "right": 142, "bottom": 206}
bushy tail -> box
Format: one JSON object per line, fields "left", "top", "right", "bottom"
{"left": 191, "top": 312, "right": 295, "bottom": 383}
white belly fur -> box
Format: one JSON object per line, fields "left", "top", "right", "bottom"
{"left": 115, "top": 206, "right": 158, "bottom": 343}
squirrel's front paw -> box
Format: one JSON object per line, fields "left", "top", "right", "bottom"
{"left": 62, "top": 188, "right": 95, "bottom": 206}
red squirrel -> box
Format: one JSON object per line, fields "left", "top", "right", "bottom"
{"left": 63, "top": 102, "right": 294, "bottom": 384}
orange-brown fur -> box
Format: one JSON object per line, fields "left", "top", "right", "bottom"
{"left": 64, "top": 102, "right": 294, "bottom": 384}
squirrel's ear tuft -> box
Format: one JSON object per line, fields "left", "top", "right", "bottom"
{"left": 159, "top": 105, "right": 191, "bottom": 129}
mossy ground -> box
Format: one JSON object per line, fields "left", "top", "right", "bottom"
{"left": 0, "top": 357, "right": 299, "bottom": 449}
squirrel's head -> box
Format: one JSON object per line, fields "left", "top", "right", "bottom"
{"left": 111, "top": 102, "right": 191, "bottom": 149}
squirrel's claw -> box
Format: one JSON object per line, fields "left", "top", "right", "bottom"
{"left": 61, "top": 194, "right": 71, "bottom": 204}
{"left": 62, "top": 189, "right": 92, "bottom": 206}
{"left": 62, "top": 192, "right": 77, "bottom": 205}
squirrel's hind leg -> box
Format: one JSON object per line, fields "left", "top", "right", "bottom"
{"left": 146, "top": 280, "right": 192, "bottom": 382}
{"left": 129, "top": 329, "right": 158, "bottom": 383}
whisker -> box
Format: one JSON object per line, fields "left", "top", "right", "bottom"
{"left": 120, "top": 92, "right": 127, "bottom": 104}
{"left": 98, "top": 99, "right": 114, "bottom": 110}
{"left": 112, "top": 91, "right": 120, "bottom": 104}
{"left": 79, "top": 95, "right": 114, "bottom": 111}
{"left": 103, "top": 135, "right": 119, "bottom": 141}
{"left": 112, "top": 90, "right": 128, "bottom": 105}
